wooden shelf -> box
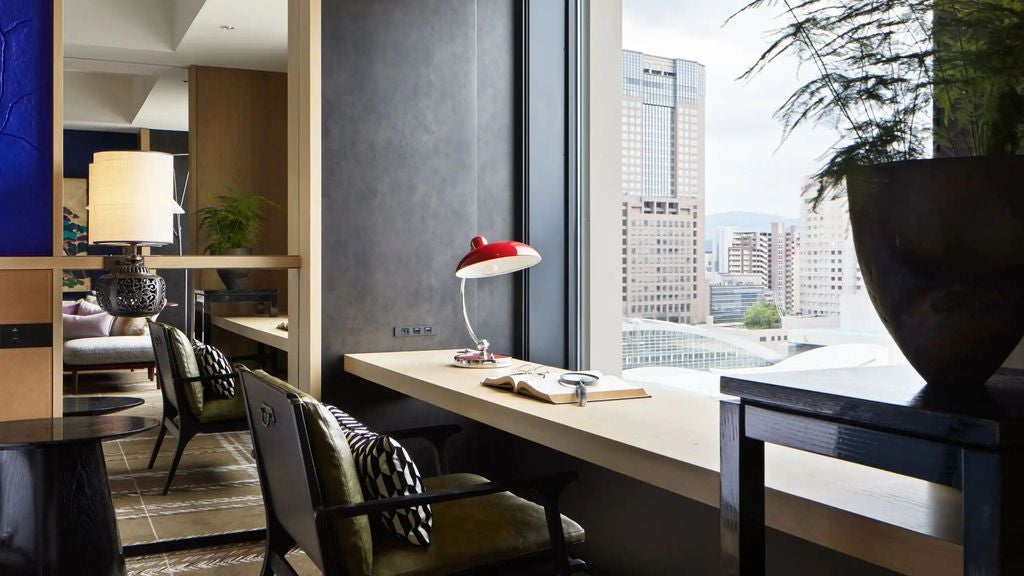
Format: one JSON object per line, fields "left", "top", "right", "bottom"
{"left": 0, "top": 255, "right": 302, "bottom": 271}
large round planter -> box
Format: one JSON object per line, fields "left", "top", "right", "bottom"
{"left": 216, "top": 247, "right": 251, "bottom": 291}
{"left": 847, "top": 156, "right": 1024, "bottom": 388}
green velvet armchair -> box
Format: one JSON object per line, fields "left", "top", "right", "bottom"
{"left": 147, "top": 321, "right": 249, "bottom": 495}
{"left": 239, "top": 367, "right": 587, "bottom": 576}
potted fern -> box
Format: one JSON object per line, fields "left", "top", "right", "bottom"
{"left": 198, "top": 188, "right": 280, "bottom": 290}
{"left": 732, "top": 0, "right": 1024, "bottom": 387}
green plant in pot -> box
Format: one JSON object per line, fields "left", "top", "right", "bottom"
{"left": 198, "top": 188, "right": 280, "bottom": 290}
{"left": 731, "top": 0, "right": 1024, "bottom": 387}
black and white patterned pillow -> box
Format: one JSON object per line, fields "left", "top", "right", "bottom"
{"left": 192, "top": 341, "right": 235, "bottom": 399}
{"left": 325, "top": 405, "right": 370, "bottom": 433}
{"left": 344, "top": 429, "right": 432, "bottom": 546}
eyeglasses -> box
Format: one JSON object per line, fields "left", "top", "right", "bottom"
{"left": 511, "top": 364, "right": 550, "bottom": 378}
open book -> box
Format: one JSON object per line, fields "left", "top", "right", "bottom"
{"left": 482, "top": 371, "right": 650, "bottom": 404}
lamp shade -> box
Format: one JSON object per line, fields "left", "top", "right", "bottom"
{"left": 88, "top": 151, "right": 183, "bottom": 245}
{"left": 455, "top": 235, "right": 541, "bottom": 279}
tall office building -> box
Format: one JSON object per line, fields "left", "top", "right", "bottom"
{"left": 621, "top": 50, "right": 707, "bottom": 324}
{"left": 724, "top": 224, "right": 800, "bottom": 314}
{"left": 768, "top": 222, "right": 800, "bottom": 315}
{"left": 799, "top": 182, "right": 863, "bottom": 316}
{"left": 727, "top": 231, "right": 769, "bottom": 278}
{"left": 713, "top": 226, "right": 736, "bottom": 273}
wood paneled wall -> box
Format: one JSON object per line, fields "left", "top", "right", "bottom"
{"left": 0, "top": 270, "right": 53, "bottom": 421}
{"left": 188, "top": 66, "right": 289, "bottom": 307}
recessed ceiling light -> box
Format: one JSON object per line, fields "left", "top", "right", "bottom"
{"left": 220, "top": 25, "right": 235, "bottom": 30}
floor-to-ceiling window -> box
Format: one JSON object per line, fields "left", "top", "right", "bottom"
{"left": 586, "top": 0, "right": 903, "bottom": 386}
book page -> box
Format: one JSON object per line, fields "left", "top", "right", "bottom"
{"left": 484, "top": 371, "right": 650, "bottom": 404}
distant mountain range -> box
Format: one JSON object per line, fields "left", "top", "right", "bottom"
{"left": 702, "top": 211, "right": 800, "bottom": 251}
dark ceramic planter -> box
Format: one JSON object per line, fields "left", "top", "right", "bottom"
{"left": 216, "top": 247, "right": 251, "bottom": 291}
{"left": 847, "top": 156, "right": 1024, "bottom": 387}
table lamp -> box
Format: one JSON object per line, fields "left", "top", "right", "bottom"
{"left": 454, "top": 235, "right": 541, "bottom": 367}
{"left": 88, "top": 151, "right": 184, "bottom": 317}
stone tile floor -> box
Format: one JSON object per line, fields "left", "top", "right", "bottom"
{"left": 70, "top": 371, "right": 317, "bottom": 575}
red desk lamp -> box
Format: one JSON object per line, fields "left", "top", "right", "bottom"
{"left": 454, "top": 235, "right": 541, "bottom": 367}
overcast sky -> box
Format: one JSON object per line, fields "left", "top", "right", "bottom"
{"left": 623, "top": 0, "right": 840, "bottom": 218}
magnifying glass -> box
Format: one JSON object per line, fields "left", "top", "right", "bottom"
{"left": 558, "top": 372, "right": 599, "bottom": 407}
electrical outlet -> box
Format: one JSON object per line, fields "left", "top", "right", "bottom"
{"left": 394, "top": 325, "right": 437, "bottom": 337}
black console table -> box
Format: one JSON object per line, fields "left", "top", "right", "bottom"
{"left": 0, "top": 415, "right": 158, "bottom": 575}
{"left": 192, "top": 289, "right": 278, "bottom": 345}
{"left": 719, "top": 365, "right": 1024, "bottom": 576}
{"left": 192, "top": 289, "right": 279, "bottom": 371}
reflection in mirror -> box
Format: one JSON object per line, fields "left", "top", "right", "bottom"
{"left": 62, "top": 1, "right": 291, "bottom": 566}
{"left": 62, "top": 0, "right": 289, "bottom": 257}
{"left": 62, "top": 267, "right": 291, "bottom": 562}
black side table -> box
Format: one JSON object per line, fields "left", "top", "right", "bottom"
{"left": 719, "top": 365, "right": 1024, "bottom": 576}
{"left": 63, "top": 396, "right": 144, "bottom": 416}
{"left": 0, "top": 416, "right": 158, "bottom": 576}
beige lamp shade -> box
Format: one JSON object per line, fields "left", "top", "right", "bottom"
{"left": 88, "top": 151, "right": 184, "bottom": 245}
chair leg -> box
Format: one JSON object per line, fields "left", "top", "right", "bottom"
{"left": 162, "top": 430, "right": 193, "bottom": 495}
{"left": 72, "top": 371, "right": 79, "bottom": 395}
{"left": 258, "top": 546, "right": 273, "bottom": 576}
{"left": 533, "top": 473, "right": 576, "bottom": 576}
{"left": 147, "top": 366, "right": 155, "bottom": 381}
{"left": 147, "top": 421, "right": 168, "bottom": 470}
{"left": 544, "top": 502, "right": 570, "bottom": 576}
{"left": 262, "top": 527, "right": 299, "bottom": 576}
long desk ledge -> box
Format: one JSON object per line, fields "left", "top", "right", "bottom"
{"left": 210, "top": 315, "right": 288, "bottom": 351}
{"left": 344, "top": 350, "right": 962, "bottom": 576}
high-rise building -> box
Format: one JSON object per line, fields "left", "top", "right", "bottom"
{"left": 621, "top": 50, "right": 707, "bottom": 324}
{"left": 768, "top": 222, "right": 800, "bottom": 315}
{"left": 727, "top": 231, "right": 769, "bottom": 278}
{"left": 723, "top": 224, "right": 800, "bottom": 314}
{"left": 713, "top": 226, "right": 736, "bottom": 273}
{"left": 799, "top": 182, "right": 863, "bottom": 316}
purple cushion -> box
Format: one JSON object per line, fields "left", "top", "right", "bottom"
{"left": 63, "top": 313, "right": 115, "bottom": 339}
{"left": 62, "top": 301, "right": 79, "bottom": 314}
{"left": 76, "top": 300, "right": 107, "bottom": 316}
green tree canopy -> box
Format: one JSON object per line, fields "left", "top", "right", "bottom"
{"left": 743, "top": 300, "right": 781, "bottom": 329}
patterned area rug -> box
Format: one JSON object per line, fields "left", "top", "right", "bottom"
{"left": 74, "top": 371, "right": 318, "bottom": 574}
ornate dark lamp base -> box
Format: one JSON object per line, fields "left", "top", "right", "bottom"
{"left": 96, "top": 245, "right": 167, "bottom": 317}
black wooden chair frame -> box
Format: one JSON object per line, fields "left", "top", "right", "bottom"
{"left": 147, "top": 321, "right": 249, "bottom": 495}
{"left": 240, "top": 369, "right": 586, "bottom": 576}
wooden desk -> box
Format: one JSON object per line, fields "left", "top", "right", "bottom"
{"left": 345, "top": 350, "right": 963, "bottom": 576}
{"left": 211, "top": 315, "right": 289, "bottom": 351}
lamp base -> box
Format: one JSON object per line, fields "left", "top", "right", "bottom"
{"left": 453, "top": 350, "right": 512, "bottom": 368}
{"left": 96, "top": 250, "right": 167, "bottom": 317}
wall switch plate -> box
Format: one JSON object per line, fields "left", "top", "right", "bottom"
{"left": 394, "top": 325, "right": 437, "bottom": 337}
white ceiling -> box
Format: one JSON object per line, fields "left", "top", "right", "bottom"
{"left": 64, "top": 0, "right": 287, "bottom": 132}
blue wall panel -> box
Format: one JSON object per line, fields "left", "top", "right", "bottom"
{"left": 64, "top": 129, "right": 139, "bottom": 179}
{"left": 0, "top": 1, "right": 53, "bottom": 256}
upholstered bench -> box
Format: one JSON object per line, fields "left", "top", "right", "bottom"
{"left": 64, "top": 335, "right": 156, "bottom": 393}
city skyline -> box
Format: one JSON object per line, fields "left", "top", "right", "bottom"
{"left": 624, "top": 0, "right": 840, "bottom": 219}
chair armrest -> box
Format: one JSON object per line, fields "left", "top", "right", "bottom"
{"left": 381, "top": 424, "right": 462, "bottom": 475}
{"left": 177, "top": 372, "right": 241, "bottom": 385}
{"left": 315, "top": 470, "right": 577, "bottom": 521}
